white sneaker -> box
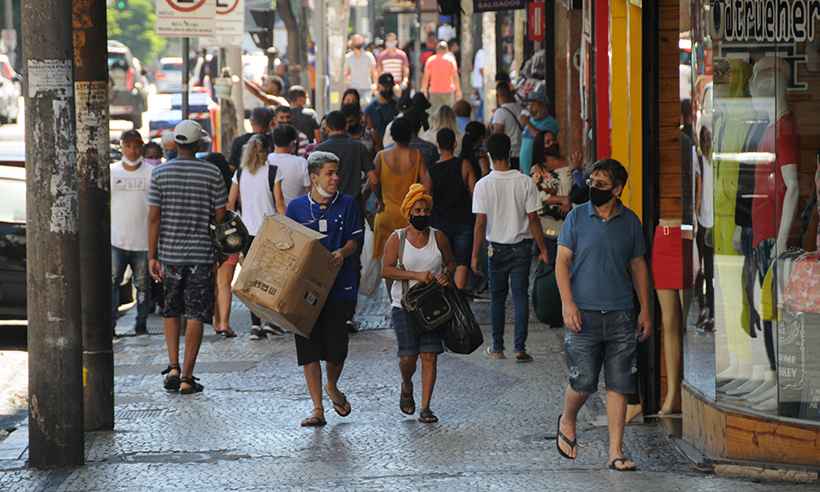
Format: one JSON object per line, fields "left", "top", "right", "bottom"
{"left": 249, "top": 326, "right": 265, "bottom": 340}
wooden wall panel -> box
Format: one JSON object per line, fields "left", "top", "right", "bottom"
{"left": 656, "top": 0, "right": 681, "bottom": 220}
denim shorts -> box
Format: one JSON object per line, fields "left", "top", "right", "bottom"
{"left": 564, "top": 310, "right": 638, "bottom": 395}
{"left": 391, "top": 308, "right": 444, "bottom": 357}
{"left": 439, "top": 223, "right": 474, "bottom": 266}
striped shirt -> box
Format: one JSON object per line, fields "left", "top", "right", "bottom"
{"left": 147, "top": 158, "right": 228, "bottom": 265}
{"left": 377, "top": 50, "right": 409, "bottom": 83}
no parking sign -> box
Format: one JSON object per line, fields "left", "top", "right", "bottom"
{"left": 156, "top": 0, "right": 216, "bottom": 38}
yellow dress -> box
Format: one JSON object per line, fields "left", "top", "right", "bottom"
{"left": 373, "top": 148, "right": 422, "bottom": 259}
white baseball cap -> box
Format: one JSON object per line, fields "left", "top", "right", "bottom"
{"left": 173, "top": 120, "right": 203, "bottom": 145}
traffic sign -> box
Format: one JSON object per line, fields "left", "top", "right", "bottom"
{"left": 156, "top": 0, "right": 216, "bottom": 38}
{"left": 214, "top": 0, "right": 244, "bottom": 46}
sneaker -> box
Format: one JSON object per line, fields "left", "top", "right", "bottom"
{"left": 485, "top": 346, "right": 506, "bottom": 360}
{"left": 262, "top": 323, "right": 286, "bottom": 336}
{"left": 346, "top": 320, "right": 359, "bottom": 333}
{"left": 250, "top": 326, "right": 266, "bottom": 340}
{"left": 515, "top": 352, "right": 534, "bottom": 363}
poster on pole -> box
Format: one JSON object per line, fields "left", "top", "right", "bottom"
{"left": 156, "top": 0, "right": 216, "bottom": 38}
{"left": 214, "top": 0, "right": 245, "bottom": 46}
{"left": 473, "top": 0, "right": 525, "bottom": 13}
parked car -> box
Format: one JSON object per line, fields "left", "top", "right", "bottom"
{"left": 0, "top": 147, "right": 134, "bottom": 322}
{"left": 0, "top": 54, "right": 20, "bottom": 125}
{"left": 156, "top": 57, "right": 184, "bottom": 94}
{"left": 108, "top": 40, "right": 147, "bottom": 129}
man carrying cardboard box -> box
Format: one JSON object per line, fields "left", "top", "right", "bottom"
{"left": 286, "top": 151, "right": 364, "bottom": 427}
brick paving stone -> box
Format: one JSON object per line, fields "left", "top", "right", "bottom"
{"left": 0, "top": 294, "right": 814, "bottom": 490}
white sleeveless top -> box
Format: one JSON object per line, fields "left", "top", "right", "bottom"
{"left": 390, "top": 228, "right": 443, "bottom": 308}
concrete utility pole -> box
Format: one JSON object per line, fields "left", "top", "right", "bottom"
{"left": 73, "top": 0, "right": 113, "bottom": 432}
{"left": 182, "top": 37, "right": 190, "bottom": 119}
{"left": 22, "top": 0, "right": 84, "bottom": 467}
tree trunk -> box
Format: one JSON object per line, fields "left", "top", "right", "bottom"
{"left": 277, "top": 0, "right": 305, "bottom": 87}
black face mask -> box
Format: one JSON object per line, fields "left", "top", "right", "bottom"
{"left": 409, "top": 214, "right": 431, "bottom": 231}
{"left": 348, "top": 124, "right": 363, "bottom": 135}
{"left": 589, "top": 187, "right": 614, "bottom": 207}
{"left": 380, "top": 89, "right": 393, "bottom": 98}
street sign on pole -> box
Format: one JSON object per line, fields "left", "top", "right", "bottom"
{"left": 155, "top": 0, "right": 216, "bottom": 38}
{"left": 214, "top": 0, "right": 244, "bottom": 46}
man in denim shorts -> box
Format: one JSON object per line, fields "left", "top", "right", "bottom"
{"left": 554, "top": 159, "right": 652, "bottom": 471}
{"left": 148, "top": 120, "right": 227, "bottom": 395}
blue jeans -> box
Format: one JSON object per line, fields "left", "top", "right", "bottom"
{"left": 488, "top": 240, "right": 532, "bottom": 353}
{"left": 112, "top": 246, "right": 150, "bottom": 329}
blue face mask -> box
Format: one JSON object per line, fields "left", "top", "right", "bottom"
{"left": 165, "top": 150, "right": 177, "bottom": 161}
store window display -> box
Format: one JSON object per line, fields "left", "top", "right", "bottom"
{"left": 684, "top": 1, "right": 820, "bottom": 422}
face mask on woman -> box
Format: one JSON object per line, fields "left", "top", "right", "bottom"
{"left": 409, "top": 214, "right": 431, "bottom": 231}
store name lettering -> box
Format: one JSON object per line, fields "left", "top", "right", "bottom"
{"left": 712, "top": 0, "right": 820, "bottom": 42}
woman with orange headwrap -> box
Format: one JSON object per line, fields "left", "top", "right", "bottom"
{"left": 382, "top": 183, "right": 456, "bottom": 424}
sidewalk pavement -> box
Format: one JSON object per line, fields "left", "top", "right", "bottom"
{"left": 0, "top": 289, "right": 812, "bottom": 491}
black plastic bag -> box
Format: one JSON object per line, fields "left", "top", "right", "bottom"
{"left": 443, "top": 287, "right": 483, "bottom": 354}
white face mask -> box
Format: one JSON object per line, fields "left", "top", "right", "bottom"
{"left": 123, "top": 156, "right": 143, "bottom": 167}
{"left": 315, "top": 184, "right": 334, "bottom": 198}
{"left": 386, "top": 41, "right": 397, "bottom": 49}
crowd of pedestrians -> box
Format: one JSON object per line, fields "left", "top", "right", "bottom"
{"left": 107, "top": 30, "right": 654, "bottom": 472}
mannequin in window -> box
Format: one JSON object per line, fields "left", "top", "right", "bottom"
{"left": 694, "top": 122, "right": 715, "bottom": 332}
{"left": 726, "top": 56, "right": 800, "bottom": 409}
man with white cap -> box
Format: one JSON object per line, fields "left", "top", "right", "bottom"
{"left": 147, "top": 120, "right": 228, "bottom": 395}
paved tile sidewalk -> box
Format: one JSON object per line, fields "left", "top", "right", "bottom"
{"left": 0, "top": 291, "right": 812, "bottom": 490}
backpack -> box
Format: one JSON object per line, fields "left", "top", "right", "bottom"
{"left": 236, "top": 165, "right": 278, "bottom": 193}
{"left": 532, "top": 261, "right": 564, "bottom": 327}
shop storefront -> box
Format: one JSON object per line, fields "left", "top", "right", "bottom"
{"left": 679, "top": 0, "right": 820, "bottom": 466}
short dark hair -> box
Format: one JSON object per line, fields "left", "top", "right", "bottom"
{"left": 272, "top": 124, "right": 297, "bottom": 147}
{"left": 250, "top": 107, "right": 274, "bottom": 128}
{"left": 288, "top": 86, "right": 307, "bottom": 100}
{"left": 486, "top": 133, "right": 511, "bottom": 161}
{"left": 436, "top": 128, "right": 456, "bottom": 151}
{"left": 390, "top": 117, "right": 413, "bottom": 146}
{"left": 496, "top": 84, "right": 514, "bottom": 101}
{"left": 325, "top": 111, "right": 347, "bottom": 131}
{"left": 453, "top": 99, "right": 471, "bottom": 118}
{"left": 590, "top": 158, "right": 629, "bottom": 188}
{"left": 275, "top": 106, "right": 291, "bottom": 116}
{"left": 143, "top": 141, "right": 163, "bottom": 156}
{"left": 269, "top": 75, "right": 284, "bottom": 92}
{"left": 120, "top": 129, "right": 143, "bottom": 144}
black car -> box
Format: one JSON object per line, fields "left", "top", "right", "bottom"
{"left": 0, "top": 149, "right": 133, "bottom": 321}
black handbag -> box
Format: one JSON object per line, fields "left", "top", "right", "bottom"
{"left": 402, "top": 281, "right": 453, "bottom": 332}
{"left": 390, "top": 228, "right": 453, "bottom": 333}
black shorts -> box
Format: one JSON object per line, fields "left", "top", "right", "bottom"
{"left": 295, "top": 300, "right": 354, "bottom": 366}
{"left": 161, "top": 264, "right": 215, "bottom": 323}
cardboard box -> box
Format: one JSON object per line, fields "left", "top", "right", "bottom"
{"left": 233, "top": 215, "right": 340, "bottom": 338}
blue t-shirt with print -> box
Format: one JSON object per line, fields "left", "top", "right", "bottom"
{"left": 286, "top": 193, "right": 364, "bottom": 302}
{"left": 520, "top": 116, "right": 559, "bottom": 176}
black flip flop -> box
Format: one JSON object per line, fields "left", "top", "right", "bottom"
{"left": 301, "top": 413, "right": 327, "bottom": 427}
{"left": 179, "top": 376, "right": 204, "bottom": 395}
{"left": 556, "top": 414, "right": 577, "bottom": 460}
{"left": 328, "top": 390, "right": 352, "bottom": 417}
{"left": 400, "top": 382, "right": 415, "bottom": 415}
{"left": 418, "top": 408, "right": 438, "bottom": 424}
{"left": 608, "top": 457, "right": 637, "bottom": 472}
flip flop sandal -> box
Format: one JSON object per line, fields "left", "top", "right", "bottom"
{"left": 301, "top": 409, "right": 327, "bottom": 427}
{"left": 418, "top": 408, "right": 438, "bottom": 424}
{"left": 215, "top": 327, "right": 237, "bottom": 338}
{"left": 327, "top": 390, "right": 352, "bottom": 417}
{"left": 608, "top": 458, "right": 637, "bottom": 472}
{"left": 161, "top": 365, "right": 180, "bottom": 392}
{"left": 556, "top": 414, "right": 577, "bottom": 460}
{"left": 400, "top": 382, "right": 415, "bottom": 415}
{"left": 179, "top": 376, "right": 204, "bottom": 395}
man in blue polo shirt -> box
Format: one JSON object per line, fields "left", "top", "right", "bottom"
{"left": 553, "top": 158, "right": 651, "bottom": 472}
{"left": 286, "top": 151, "right": 364, "bottom": 428}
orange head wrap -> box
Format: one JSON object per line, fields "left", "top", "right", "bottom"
{"left": 400, "top": 183, "right": 433, "bottom": 219}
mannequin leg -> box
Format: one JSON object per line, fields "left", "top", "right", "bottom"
{"left": 657, "top": 289, "right": 683, "bottom": 414}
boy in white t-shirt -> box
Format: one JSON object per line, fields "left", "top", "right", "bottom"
{"left": 472, "top": 133, "right": 549, "bottom": 362}
{"left": 269, "top": 124, "right": 311, "bottom": 214}
{"left": 111, "top": 130, "right": 154, "bottom": 335}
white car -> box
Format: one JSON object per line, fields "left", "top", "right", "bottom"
{"left": 0, "top": 54, "right": 20, "bottom": 125}
{"left": 155, "top": 57, "right": 184, "bottom": 94}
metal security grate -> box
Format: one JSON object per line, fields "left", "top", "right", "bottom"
{"left": 115, "top": 408, "right": 170, "bottom": 420}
